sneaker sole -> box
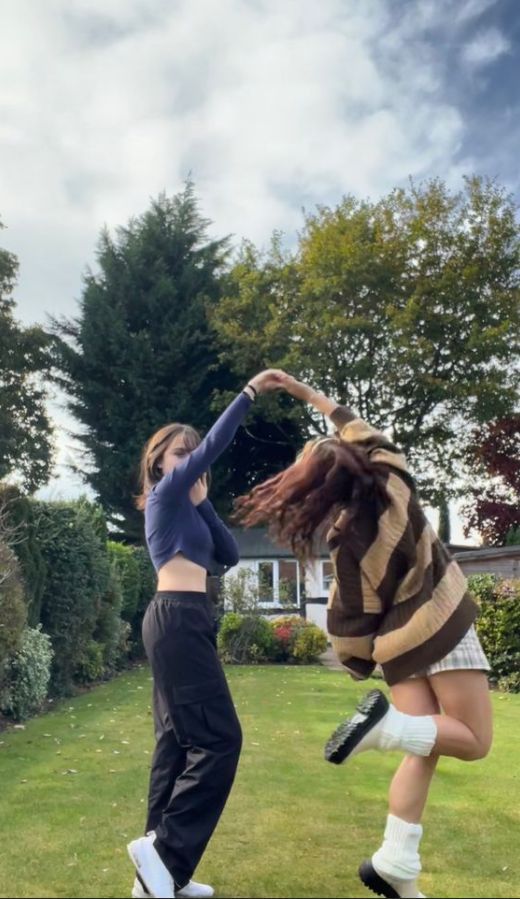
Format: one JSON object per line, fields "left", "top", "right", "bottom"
{"left": 127, "top": 843, "right": 156, "bottom": 899}
{"left": 359, "top": 860, "right": 400, "bottom": 898}
{"left": 324, "top": 689, "right": 389, "bottom": 764}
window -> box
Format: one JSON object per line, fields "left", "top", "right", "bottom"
{"left": 278, "top": 560, "right": 298, "bottom": 605}
{"left": 322, "top": 561, "right": 334, "bottom": 593}
{"left": 256, "top": 559, "right": 301, "bottom": 606}
{"left": 258, "top": 561, "right": 275, "bottom": 604}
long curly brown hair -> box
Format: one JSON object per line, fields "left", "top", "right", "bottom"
{"left": 234, "top": 436, "right": 386, "bottom": 559}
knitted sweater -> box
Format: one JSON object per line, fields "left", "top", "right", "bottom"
{"left": 326, "top": 405, "right": 478, "bottom": 685}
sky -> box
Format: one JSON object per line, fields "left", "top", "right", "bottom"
{"left": 1, "top": 0, "right": 518, "bottom": 538}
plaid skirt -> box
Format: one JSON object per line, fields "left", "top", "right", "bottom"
{"left": 410, "top": 625, "right": 490, "bottom": 678}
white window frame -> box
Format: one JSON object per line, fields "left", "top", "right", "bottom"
{"left": 321, "top": 560, "right": 335, "bottom": 594}
{"left": 255, "top": 559, "right": 300, "bottom": 607}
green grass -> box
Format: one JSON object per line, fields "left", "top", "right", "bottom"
{"left": 0, "top": 665, "right": 518, "bottom": 898}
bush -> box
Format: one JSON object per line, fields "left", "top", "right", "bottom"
{"left": 217, "top": 610, "right": 328, "bottom": 666}
{"left": 0, "top": 625, "right": 53, "bottom": 720}
{"left": 471, "top": 575, "right": 520, "bottom": 692}
{"left": 0, "top": 539, "right": 27, "bottom": 682}
{"left": 270, "top": 616, "right": 302, "bottom": 662}
{"left": 270, "top": 615, "right": 327, "bottom": 664}
{"left": 75, "top": 640, "right": 106, "bottom": 684}
{"left": 108, "top": 541, "right": 140, "bottom": 623}
{"left": 0, "top": 486, "right": 47, "bottom": 627}
{"left": 38, "top": 500, "right": 111, "bottom": 695}
{"left": 498, "top": 671, "right": 520, "bottom": 692}
{"left": 0, "top": 496, "right": 153, "bottom": 704}
{"left": 116, "top": 620, "right": 133, "bottom": 666}
{"left": 94, "top": 559, "right": 124, "bottom": 672}
{"left": 129, "top": 546, "right": 156, "bottom": 658}
{"left": 292, "top": 621, "right": 328, "bottom": 663}
{"left": 218, "top": 612, "right": 276, "bottom": 664}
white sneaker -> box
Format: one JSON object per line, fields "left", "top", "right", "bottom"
{"left": 132, "top": 878, "right": 150, "bottom": 899}
{"left": 127, "top": 834, "right": 175, "bottom": 899}
{"left": 176, "top": 882, "right": 214, "bottom": 898}
{"left": 132, "top": 876, "right": 214, "bottom": 899}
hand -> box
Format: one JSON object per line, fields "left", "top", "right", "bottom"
{"left": 190, "top": 474, "right": 208, "bottom": 506}
{"left": 277, "top": 374, "right": 315, "bottom": 402}
{"left": 247, "top": 368, "right": 287, "bottom": 395}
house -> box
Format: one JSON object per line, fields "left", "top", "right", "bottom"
{"left": 452, "top": 545, "right": 520, "bottom": 579}
{"left": 224, "top": 528, "right": 330, "bottom": 631}
{"left": 222, "top": 529, "right": 520, "bottom": 632}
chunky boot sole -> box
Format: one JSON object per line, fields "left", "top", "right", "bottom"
{"left": 359, "top": 860, "right": 400, "bottom": 898}
{"left": 324, "top": 689, "right": 389, "bottom": 764}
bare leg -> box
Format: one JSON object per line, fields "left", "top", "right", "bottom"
{"left": 333, "top": 670, "right": 493, "bottom": 765}
{"left": 389, "top": 679, "right": 440, "bottom": 823}
{"left": 429, "top": 670, "right": 493, "bottom": 761}
{"left": 358, "top": 673, "right": 492, "bottom": 898}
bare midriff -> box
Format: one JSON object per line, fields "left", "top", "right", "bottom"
{"left": 156, "top": 552, "right": 208, "bottom": 592}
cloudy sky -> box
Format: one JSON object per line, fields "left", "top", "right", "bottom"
{"left": 1, "top": 0, "right": 518, "bottom": 534}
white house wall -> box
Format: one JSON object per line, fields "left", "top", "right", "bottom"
{"left": 304, "top": 560, "right": 324, "bottom": 598}
{"left": 305, "top": 602, "right": 328, "bottom": 633}
{"left": 224, "top": 558, "right": 329, "bottom": 634}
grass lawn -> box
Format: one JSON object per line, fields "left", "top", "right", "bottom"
{"left": 0, "top": 664, "right": 518, "bottom": 898}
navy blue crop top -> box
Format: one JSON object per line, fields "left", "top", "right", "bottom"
{"left": 145, "top": 392, "right": 253, "bottom": 573}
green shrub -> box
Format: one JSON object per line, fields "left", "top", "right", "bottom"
{"left": 75, "top": 640, "right": 105, "bottom": 684}
{"left": 107, "top": 541, "right": 140, "bottom": 622}
{"left": 0, "top": 486, "right": 47, "bottom": 626}
{"left": 471, "top": 575, "right": 520, "bottom": 692}
{"left": 129, "top": 545, "right": 156, "bottom": 658}
{"left": 292, "top": 622, "right": 328, "bottom": 663}
{"left": 0, "top": 539, "right": 27, "bottom": 682}
{"left": 95, "top": 559, "right": 124, "bottom": 672}
{"left": 0, "top": 625, "right": 53, "bottom": 720}
{"left": 270, "top": 615, "right": 327, "bottom": 664}
{"left": 218, "top": 612, "right": 276, "bottom": 664}
{"left": 38, "top": 500, "right": 111, "bottom": 695}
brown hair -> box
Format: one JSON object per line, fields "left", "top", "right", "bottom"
{"left": 234, "top": 436, "right": 385, "bottom": 559}
{"left": 135, "top": 423, "right": 201, "bottom": 510}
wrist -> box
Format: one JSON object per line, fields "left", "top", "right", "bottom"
{"left": 197, "top": 497, "right": 211, "bottom": 511}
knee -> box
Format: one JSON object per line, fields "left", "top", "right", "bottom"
{"left": 475, "top": 736, "right": 492, "bottom": 760}
{"left": 423, "top": 751, "right": 440, "bottom": 770}
{"left": 463, "top": 734, "right": 493, "bottom": 761}
{"left": 212, "top": 734, "right": 242, "bottom": 784}
{"left": 220, "top": 720, "right": 243, "bottom": 760}
{"left": 404, "top": 751, "right": 439, "bottom": 771}
{"left": 229, "top": 723, "right": 243, "bottom": 757}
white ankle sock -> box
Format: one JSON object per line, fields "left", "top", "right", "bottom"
{"left": 372, "top": 814, "right": 423, "bottom": 888}
{"left": 353, "top": 705, "right": 437, "bottom": 758}
{"left": 380, "top": 706, "right": 437, "bottom": 756}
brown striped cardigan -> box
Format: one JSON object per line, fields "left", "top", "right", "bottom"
{"left": 326, "top": 405, "right": 478, "bottom": 685}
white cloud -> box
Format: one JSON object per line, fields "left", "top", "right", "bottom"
{"left": 1, "top": 0, "right": 473, "bottom": 325}
{"left": 454, "top": 0, "right": 500, "bottom": 25}
{"left": 0, "top": 0, "right": 511, "bottom": 519}
{"left": 462, "top": 27, "right": 510, "bottom": 67}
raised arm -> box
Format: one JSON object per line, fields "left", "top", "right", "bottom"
{"left": 277, "top": 374, "right": 405, "bottom": 459}
{"left": 153, "top": 369, "right": 286, "bottom": 499}
{"left": 277, "top": 375, "right": 357, "bottom": 426}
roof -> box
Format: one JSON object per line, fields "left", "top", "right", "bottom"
{"left": 229, "top": 527, "right": 328, "bottom": 559}
{"left": 452, "top": 544, "right": 520, "bottom": 562}
{"left": 230, "top": 529, "right": 520, "bottom": 563}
